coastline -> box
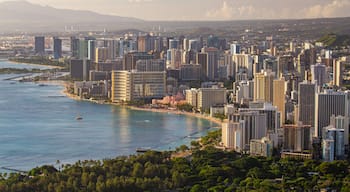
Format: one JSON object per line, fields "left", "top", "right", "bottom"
{"left": 60, "top": 82, "right": 223, "bottom": 127}
{"left": 7, "top": 60, "right": 64, "bottom": 69}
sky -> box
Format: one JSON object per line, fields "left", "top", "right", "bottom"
{"left": 1, "top": 0, "right": 350, "bottom": 21}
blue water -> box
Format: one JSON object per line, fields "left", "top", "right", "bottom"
{"left": 0, "top": 61, "right": 218, "bottom": 171}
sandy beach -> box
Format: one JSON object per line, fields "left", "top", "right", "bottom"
{"left": 60, "top": 82, "right": 224, "bottom": 127}
{"left": 127, "top": 105, "right": 224, "bottom": 126}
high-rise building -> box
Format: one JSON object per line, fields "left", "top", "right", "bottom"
{"left": 240, "top": 102, "right": 280, "bottom": 134}
{"left": 123, "top": 52, "right": 154, "bottom": 70}
{"left": 137, "top": 35, "right": 156, "bottom": 52}
{"left": 230, "top": 43, "right": 241, "bottom": 55}
{"left": 283, "top": 123, "right": 311, "bottom": 152}
{"left": 333, "top": 60, "right": 344, "bottom": 87}
{"left": 70, "top": 59, "right": 91, "bottom": 81}
{"left": 135, "top": 59, "right": 165, "bottom": 72}
{"left": 202, "top": 47, "right": 219, "bottom": 80}
{"left": 322, "top": 124, "right": 345, "bottom": 162}
{"left": 167, "top": 49, "right": 182, "bottom": 69}
{"left": 189, "top": 39, "right": 200, "bottom": 52}
{"left": 330, "top": 115, "right": 349, "bottom": 146}
{"left": 277, "top": 55, "right": 294, "bottom": 78}
{"left": 53, "top": 37, "right": 62, "bottom": 59}
{"left": 315, "top": 90, "right": 350, "bottom": 138}
{"left": 233, "top": 54, "right": 254, "bottom": 79}
{"left": 254, "top": 70, "right": 275, "bottom": 103}
{"left": 34, "top": 36, "right": 45, "bottom": 54}
{"left": 70, "top": 36, "right": 80, "bottom": 58}
{"left": 183, "top": 38, "right": 189, "bottom": 51}
{"left": 168, "top": 39, "right": 179, "bottom": 49}
{"left": 235, "top": 80, "right": 254, "bottom": 104}
{"left": 222, "top": 121, "right": 245, "bottom": 151}
{"left": 180, "top": 64, "right": 201, "bottom": 81}
{"left": 197, "top": 52, "right": 208, "bottom": 80}
{"left": 185, "top": 89, "right": 198, "bottom": 108}
{"left": 250, "top": 137, "right": 273, "bottom": 157}
{"left": 106, "top": 39, "right": 118, "bottom": 60}
{"left": 322, "top": 139, "right": 335, "bottom": 162}
{"left": 273, "top": 77, "right": 286, "bottom": 125}
{"left": 311, "top": 63, "right": 327, "bottom": 89}
{"left": 227, "top": 110, "right": 268, "bottom": 151}
{"left": 111, "top": 70, "right": 166, "bottom": 102}
{"left": 298, "top": 81, "right": 316, "bottom": 127}
{"left": 87, "top": 40, "right": 96, "bottom": 61}
{"left": 78, "top": 39, "right": 88, "bottom": 59}
{"left": 95, "top": 47, "right": 109, "bottom": 63}
{"left": 197, "top": 88, "right": 227, "bottom": 111}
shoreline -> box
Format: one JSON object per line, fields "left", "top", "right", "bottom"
{"left": 60, "top": 82, "right": 223, "bottom": 127}
{"left": 6, "top": 60, "right": 64, "bottom": 69}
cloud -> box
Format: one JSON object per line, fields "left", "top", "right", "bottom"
{"left": 206, "top": 1, "right": 257, "bottom": 20}
{"left": 206, "top": 1, "right": 233, "bottom": 20}
{"left": 302, "top": 0, "right": 350, "bottom": 18}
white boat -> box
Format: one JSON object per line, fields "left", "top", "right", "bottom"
{"left": 76, "top": 114, "right": 83, "bottom": 120}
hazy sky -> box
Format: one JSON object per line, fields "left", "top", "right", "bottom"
{"left": 2, "top": 0, "right": 350, "bottom": 20}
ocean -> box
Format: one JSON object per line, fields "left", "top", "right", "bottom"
{"left": 0, "top": 60, "right": 218, "bottom": 171}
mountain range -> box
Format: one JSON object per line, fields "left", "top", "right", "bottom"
{"left": 1, "top": 0, "right": 350, "bottom": 35}
{"left": 0, "top": 1, "right": 143, "bottom": 32}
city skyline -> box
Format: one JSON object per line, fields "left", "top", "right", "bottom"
{"left": 0, "top": 0, "right": 350, "bottom": 21}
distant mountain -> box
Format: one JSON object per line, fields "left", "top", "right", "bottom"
{"left": 0, "top": 1, "right": 143, "bottom": 32}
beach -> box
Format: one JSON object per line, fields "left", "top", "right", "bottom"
{"left": 61, "top": 82, "right": 224, "bottom": 127}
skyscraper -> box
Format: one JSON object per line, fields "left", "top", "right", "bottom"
{"left": 70, "top": 59, "right": 91, "bottom": 81}
{"left": 333, "top": 60, "right": 344, "bottom": 87}
{"left": 277, "top": 55, "right": 294, "bottom": 78}
{"left": 95, "top": 47, "right": 109, "bottom": 63}
{"left": 137, "top": 35, "right": 155, "bottom": 52}
{"left": 233, "top": 54, "right": 254, "bottom": 79}
{"left": 111, "top": 70, "right": 166, "bottom": 102}
{"left": 227, "top": 110, "right": 268, "bottom": 152}
{"left": 254, "top": 70, "right": 275, "bottom": 103}
{"left": 196, "top": 52, "right": 208, "bottom": 80}
{"left": 70, "top": 36, "right": 80, "bottom": 58}
{"left": 123, "top": 52, "right": 154, "bottom": 70}
{"left": 311, "top": 63, "right": 327, "bottom": 89}
{"left": 202, "top": 47, "right": 219, "bottom": 80}
{"left": 330, "top": 115, "right": 349, "bottom": 146}
{"left": 87, "top": 40, "right": 96, "bottom": 61}
{"left": 53, "top": 37, "right": 62, "bottom": 59}
{"left": 230, "top": 43, "right": 241, "bottom": 55}
{"left": 273, "top": 77, "right": 286, "bottom": 124}
{"left": 283, "top": 123, "right": 311, "bottom": 152}
{"left": 315, "top": 90, "right": 349, "bottom": 138}
{"left": 34, "top": 36, "right": 45, "bottom": 54}
{"left": 222, "top": 121, "right": 245, "bottom": 151}
{"left": 298, "top": 81, "right": 316, "bottom": 127}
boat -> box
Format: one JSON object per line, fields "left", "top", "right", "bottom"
{"left": 76, "top": 114, "right": 83, "bottom": 120}
{"left": 38, "top": 84, "right": 48, "bottom": 86}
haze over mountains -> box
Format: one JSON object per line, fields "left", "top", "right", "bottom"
{"left": 1, "top": 0, "right": 350, "bottom": 35}
{"left": 0, "top": 1, "right": 143, "bottom": 32}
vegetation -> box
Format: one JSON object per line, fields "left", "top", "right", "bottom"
{"left": 126, "top": 100, "right": 145, "bottom": 107}
{"left": 0, "top": 130, "right": 348, "bottom": 191}
{"left": 9, "top": 56, "right": 69, "bottom": 70}
{"left": 176, "top": 103, "right": 194, "bottom": 112}
{"left": 213, "top": 112, "right": 227, "bottom": 122}
{"left": 0, "top": 68, "right": 46, "bottom": 74}
{"left": 0, "top": 146, "right": 349, "bottom": 191}
{"left": 317, "top": 33, "right": 350, "bottom": 48}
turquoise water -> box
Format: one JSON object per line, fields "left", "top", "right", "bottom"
{"left": 0, "top": 61, "right": 218, "bottom": 171}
